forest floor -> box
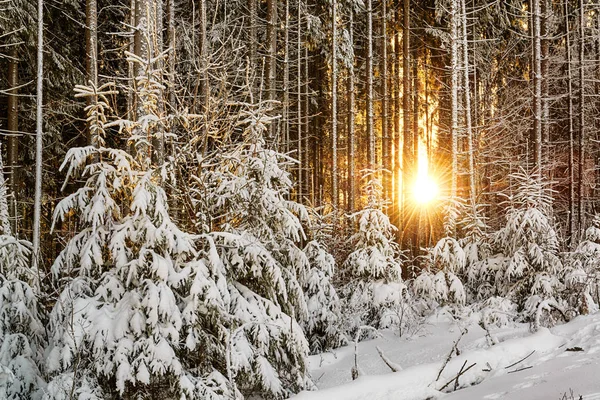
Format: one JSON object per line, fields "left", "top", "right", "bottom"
{"left": 293, "top": 310, "right": 600, "bottom": 400}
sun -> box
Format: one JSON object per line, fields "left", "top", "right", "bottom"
{"left": 412, "top": 174, "right": 439, "bottom": 205}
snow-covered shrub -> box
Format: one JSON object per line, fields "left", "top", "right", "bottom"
{"left": 475, "top": 171, "right": 566, "bottom": 326}
{"left": 566, "top": 215, "right": 600, "bottom": 314}
{"left": 413, "top": 237, "right": 467, "bottom": 307}
{"left": 0, "top": 148, "right": 45, "bottom": 400}
{"left": 302, "top": 240, "right": 346, "bottom": 353}
{"left": 474, "top": 296, "right": 518, "bottom": 329}
{"left": 341, "top": 171, "right": 409, "bottom": 333}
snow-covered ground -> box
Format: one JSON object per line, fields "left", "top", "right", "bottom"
{"left": 293, "top": 311, "right": 600, "bottom": 399}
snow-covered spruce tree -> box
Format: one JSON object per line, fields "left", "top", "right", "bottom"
{"left": 45, "top": 73, "right": 233, "bottom": 398}
{"left": 190, "top": 100, "right": 312, "bottom": 397}
{"left": 0, "top": 145, "right": 45, "bottom": 400}
{"left": 566, "top": 215, "right": 600, "bottom": 314}
{"left": 301, "top": 209, "right": 346, "bottom": 354}
{"left": 341, "top": 170, "right": 408, "bottom": 332}
{"left": 477, "top": 171, "right": 566, "bottom": 328}
{"left": 413, "top": 236, "right": 467, "bottom": 308}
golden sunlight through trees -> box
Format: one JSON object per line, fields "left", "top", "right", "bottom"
{"left": 411, "top": 139, "right": 439, "bottom": 205}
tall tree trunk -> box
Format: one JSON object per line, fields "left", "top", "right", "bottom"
{"left": 331, "top": 0, "right": 338, "bottom": 209}
{"left": 461, "top": 0, "right": 475, "bottom": 209}
{"left": 7, "top": 49, "right": 19, "bottom": 234}
{"left": 85, "top": 0, "right": 98, "bottom": 145}
{"left": 449, "top": 0, "right": 459, "bottom": 234}
{"left": 578, "top": 0, "right": 585, "bottom": 233}
{"left": 284, "top": 0, "right": 290, "bottom": 155}
{"left": 297, "top": 0, "right": 303, "bottom": 202}
{"left": 381, "top": 0, "right": 389, "bottom": 201}
{"left": 402, "top": 0, "right": 411, "bottom": 227}
{"left": 394, "top": 2, "right": 402, "bottom": 238}
{"left": 167, "top": 0, "right": 175, "bottom": 107}
{"left": 128, "top": 0, "right": 136, "bottom": 121}
{"left": 348, "top": 8, "right": 356, "bottom": 212}
{"left": 248, "top": 0, "right": 256, "bottom": 71}
{"left": 565, "top": 0, "right": 575, "bottom": 247}
{"left": 32, "top": 0, "right": 44, "bottom": 274}
{"left": 199, "top": 0, "right": 209, "bottom": 122}
{"left": 367, "top": 0, "right": 375, "bottom": 168}
{"left": 266, "top": 0, "right": 278, "bottom": 139}
{"left": 541, "top": 0, "right": 549, "bottom": 165}
{"left": 532, "top": 0, "right": 542, "bottom": 175}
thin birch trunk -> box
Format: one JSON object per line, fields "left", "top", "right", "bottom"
{"left": 297, "top": 0, "right": 303, "bottom": 202}
{"left": 32, "top": 0, "right": 44, "bottom": 273}
{"left": 85, "top": 0, "right": 98, "bottom": 145}
{"left": 578, "top": 0, "right": 585, "bottom": 233}
{"left": 284, "top": 0, "right": 290, "bottom": 155}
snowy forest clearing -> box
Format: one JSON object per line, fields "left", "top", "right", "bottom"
{"left": 295, "top": 311, "right": 600, "bottom": 400}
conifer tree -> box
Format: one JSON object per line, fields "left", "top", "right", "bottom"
{"left": 341, "top": 171, "right": 408, "bottom": 331}
{"left": 0, "top": 146, "right": 45, "bottom": 400}
{"left": 45, "top": 60, "right": 233, "bottom": 398}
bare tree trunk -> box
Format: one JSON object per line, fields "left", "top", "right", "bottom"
{"left": 266, "top": 0, "right": 278, "bottom": 139}
{"left": 382, "top": 0, "right": 389, "bottom": 201}
{"left": 461, "top": 0, "right": 475, "bottom": 209}
{"left": 394, "top": 2, "right": 402, "bottom": 238}
{"left": 332, "top": 0, "right": 338, "bottom": 209}
{"left": 32, "top": 0, "right": 44, "bottom": 274}
{"left": 297, "top": 0, "right": 303, "bottom": 202}
{"left": 367, "top": 0, "right": 375, "bottom": 168}
{"left": 541, "top": 0, "right": 549, "bottom": 166}
{"left": 85, "top": 0, "right": 98, "bottom": 145}
{"left": 348, "top": 8, "right": 356, "bottom": 212}
{"left": 200, "top": 0, "right": 209, "bottom": 112}
{"left": 7, "top": 49, "right": 19, "bottom": 233}
{"left": 532, "top": 0, "right": 542, "bottom": 175}
{"left": 578, "top": 0, "right": 585, "bottom": 233}
{"left": 305, "top": 46, "right": 312, "bottom": 204}
{"left": 284, "top": 0, "right": 290, "bottom": 155}
{"left": 565, "top": 0, "right": 575, "bottom": 247}
{"left": 450, "top": 0, "right": 459, "bottom": 234}
{"left": 402, "top": 0, "right": 411, "bottom": 231}
{"left": 167, "top": 0, "right": 175, "bottom": 107}
{"left": 128, "top": 0, "right": 136, "bottom": 121}
{"left": 249, "top": 0, "right": 256, "bottom": 69}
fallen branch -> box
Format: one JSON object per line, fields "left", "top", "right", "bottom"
{"left": 435, "top": 329, "right": 467, "bottom": 382}
{"left": 507, "top": 365, "right": 533, "bottom": 374}
{"left": 376, "top": 346, "right": 402, "bottom": 372}
{"left": 439, "top": 361, "right": 476, "bottom": 391}
{"left": 504, "top": 350, "right": 535, "bottom": 369}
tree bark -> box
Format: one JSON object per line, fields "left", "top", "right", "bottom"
{"left": 367, "top": 0, "right": 375, "bottom": 169}
{"left": 532, "top": 0, "right": 542, "bottom": 175}
{"left": 382, "top": 0, "right": 389, "bottom": 201}
{"left": 565, "top": 0, "right": 575, "bottom": 247}
{"left": 461, "top": 0, "right": 476, "bottom": 209}
{"left": 7, "top": 49, "right": 19, "bottom": 233}
{"left": 331, "top": 0, "right": 338, "bottom": 209}
{"left": 85, "top": 0, "right": 98, "bottom": 145}
{"left": 32, "top": 0, "right": 44, "bottom": 274}
{"left": 578, "top": 0, "right": 585, "bottom": 233}
{"left": 348, "top": 8, "right": 356, "bottom": 212}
